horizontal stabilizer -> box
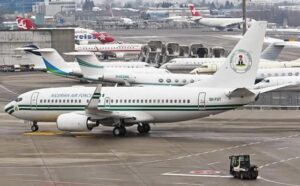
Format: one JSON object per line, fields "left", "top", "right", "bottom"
{"left": 226, "top": 88, "right": 255, "bottom": 97}
{"left": 34, "top": 48, "right": 55, "bottom": 53}
{"left": 14, "top": 47, "right": 36, "bottom": 51}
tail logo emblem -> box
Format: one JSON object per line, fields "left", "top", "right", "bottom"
{"left": 230, "top": 49, "right": 252, "bottom": 73}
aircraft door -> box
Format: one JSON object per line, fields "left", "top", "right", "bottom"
{"left": 30, "top": 92, "right": 39, "bottom": 110}
{"left": 104, "top": 97, "right": 111, "bottom": 108}
{"left": 198, "top": 92, "right": 206, "bottom": 110}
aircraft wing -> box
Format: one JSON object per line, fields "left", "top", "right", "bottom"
{"left": 83, "top": 85, "right": 153, "bottom": 123}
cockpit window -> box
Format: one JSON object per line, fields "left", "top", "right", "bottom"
{"left": 263, "top": 79, "right": 270, "bottom": 83}
{"left": 15, "top": 97, "right": 22, "bottom": 102}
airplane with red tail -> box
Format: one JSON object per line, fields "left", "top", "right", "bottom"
{"left": 15, "top": 16, "right": 114, "bottom": 44}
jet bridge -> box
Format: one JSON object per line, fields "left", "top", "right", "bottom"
{"left": 210, "top": 47, "right": 226, "bottom": 58}
{"left": 145, "top": 41, "right": 163, "bottom": 65}
{"left": 179, "top": 45, "right": 190, "bottom": 58}
{"left": 190, "top": 44, "right": 209, "bottom": 58}
{"left": 163, "top": 42, "right": 180, "bottom": 63}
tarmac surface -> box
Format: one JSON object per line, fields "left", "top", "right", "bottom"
{"left": 0, "top": 29, "right": 300, "bottom": 186}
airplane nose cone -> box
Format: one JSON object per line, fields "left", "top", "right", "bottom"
{"left": 4, "top": 102, "right": 14, "bottom": 114}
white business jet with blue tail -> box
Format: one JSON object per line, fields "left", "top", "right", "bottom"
{"left": 5, "top": 22, "right": 286, "bottom": 136}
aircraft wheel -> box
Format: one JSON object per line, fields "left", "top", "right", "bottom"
{"left": 31, "top": 123, "right": 39, "bottom": 132}
{"left": 137, "top": 124, "right": 144, "bottom": 134}
{"left": 142, "top": 123, "right": 151, "bottom": 133}
{"left": 113, "top": 126, "right": 126, "bottom": 137}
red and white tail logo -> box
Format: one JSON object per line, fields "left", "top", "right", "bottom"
{"left": 188, "top": 4, "right": 201, "bottom": 17}
{"left": 16, "top": 16, "right": 37, "bottom": 30}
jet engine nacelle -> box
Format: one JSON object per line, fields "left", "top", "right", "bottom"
{"left": 57, "top": 113, "right": 95, "bottom": 131}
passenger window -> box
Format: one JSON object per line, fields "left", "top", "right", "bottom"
{"left": 159, "top": 78, "right": 163, "bottom": 83}
{"left": 190, "top": 80, "right": 195, "bottom": 83}
{"left": 124, "top": 99, "right": 127, "bottom": 103}
{"left": 86, "top": 99, "right": 89, "bottom": 103}
{"left": 55, "top": 99, "right": 58, "bottom": 103}
{"left": 120, "top": 99, "right": 123, "bottom": 103}
{"left": 183, "top": 100, "right": 186, "bottom": 103}
{"left": 137, "top": 99, "right": 139, "bottom": 103}
{"left": 174, "top": 100, "right": 177, "bottom": 103}
{"left": 145, "top": 100, "right": 148, "bottom": 103}
{"left": 288, "top": 72, "right": 293, "bottom": 76}
{"left": 296, "top": 72, "right": 299, "bottom": 76}
{"left": 111, "top": 99, "right": 113, "bottom": 103}
{"left": 183, "top": 79, "right": 187, "bottom": 83}
{"left": 166, "top": 79, "right": 171, "bottom": 83}
{"left": 79, "top": 100, "right": 81, "bottom": 103}
{"left": 187, "top": 100, "right": 190, "bottom": 103}
{"left": 51, "top": 100, "right": 54, "bottom": 103}
{"left": 162, "top": 100, "right": 164, "bottom": 103}
{"left": 166, "top": 99, "right": 168, "bottom": 103}
{"left": 133, "top": 100, "right": 135, "bottom": 103}
{"left": 63, "top": 100, "right": 65, "bottom": 103}
{"left": 141, "top": 100, "right": 143, "bottom": 103}
{"left": 170, "top": 100, "right": 173, "bottom": 103}
{"left": 149, "top": 100, "right": 152, "bottom": 103}
{"left": 59, "top": 99, "right": 61, "bottom": 103}
{"left": 175, "top": 79, "right": 179, "bottom": 83}
{"left": 157, "top": 99, "right": 160, "bottom": 103}
{"left": 71, "top": 100, "right": 73, "bottom": 103}
{"left": 128, "top": 99, "right": 131, "bottom": 103}
{"left": 74, "top": 100, "right": 77, "bottom": 103}
{"left": 179, "top": 100, "right": 181, "bottom": 103}
{"left": 44, "top": 99, "right": 46, "bottom": 103}
{"left": 153, "top": 99, "right": 156, "bottom": 103}
{"left": 116, "top": 99, "right": 118, "bottom": 103}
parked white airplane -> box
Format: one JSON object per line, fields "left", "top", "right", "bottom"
{"left": 75, "top": 43, "right": 143, "bottom": 59}
{"left": 68, "top": 52, "right": 170, "bottom": 83}
{"left": 15, "top": 45, "right": 46, "bottom": 70}
{"left": 256, "top": 67, "right": 300, "bottom": 82}
{"left": 161, "top": 42, "right": 289, "bottom": 71}
{"left": 255, "top": 76, "right": 298, "bottom": 89}
{"left": 164, "top": 4, "right": 249, "bottom": 30}
{"left": 19, "top": 46, "right": 151, "bottom": 81}
{"left": 189, "top": 4, "right": 250, "bottom": 30}
{"left": 5, "top": 22, "right": 284, "bottom": 136}
{"left": 191, "top": 58, "right": 300, "bottom": 74}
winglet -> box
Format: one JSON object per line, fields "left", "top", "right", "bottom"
{"left": 86, "top": 85, "right": 102, "bottom": 111}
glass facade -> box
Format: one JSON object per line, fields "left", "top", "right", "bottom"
{"left": 0, "top": 0, "right": 43, "bottom": 13}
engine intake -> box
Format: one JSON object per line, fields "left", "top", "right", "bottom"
{"left": 57, "top": 113, "right": 96, "bottom": 132}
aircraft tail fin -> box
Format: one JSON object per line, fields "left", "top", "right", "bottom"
{"left": 35, "top": 48, "right": 71, "bottom": 75}
{"left": 188, "top": 4, "right": 201, "bottom": 17}
{"left": 15, "top": 45, "right": 46, "bottom": 70}
{"left": 188, "top": 21, "right": 267, "bottom": 89}
{"left": 65, "top": 52, "right": 102, "bottom": 79}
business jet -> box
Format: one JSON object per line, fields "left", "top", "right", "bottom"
{"left": 18, "top": 46, "right": 152, "bottom": 81}
{"left": 5, "top": 22, "right": 285, "bottom": 136}
{"left": 255, "top": 76, "right": 299, "bottom": 89}
{"left": 161, "top": 42, "right": 290, "bottom": 71}
{"left": 191, "top": 58, "right": 300, "bottom": 74}
{"left": 256, "top": 67, "right": 300, "bottom": 82}
{"left": 16, "top": 16, "right": 115, "bottom": 44}
{"left": 68, "top": 52, "right": 171, "bottom": 83}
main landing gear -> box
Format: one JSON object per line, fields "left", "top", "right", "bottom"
{"left": 113, "top": 126, "right": 127, "bottom": 137}
{"left": 30, "top": 121, "right": 39, "bottom": 132}
{"left": 137, "top": 123, "right": 151, "bottom": 134}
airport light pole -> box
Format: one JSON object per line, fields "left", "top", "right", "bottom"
{"left": 242, "top": 0, "right": 247, "bottom": 35}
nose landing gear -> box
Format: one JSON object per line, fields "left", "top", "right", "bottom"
{"left": 30, "top": 121, "right": 39, "bottom": 132}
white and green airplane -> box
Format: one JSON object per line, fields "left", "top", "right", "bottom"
{"left": 18, "top": 46, "right": 156, "bottom": 82}
{"left": 4, "top": 22, "right": 283, "bottom": 136}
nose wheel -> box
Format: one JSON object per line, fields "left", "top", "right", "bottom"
{"left": 30, "top": 122, "right": 39, "bottom": 132}
{"left": 137, "top": 123, "right": 151, "bottom": 134}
